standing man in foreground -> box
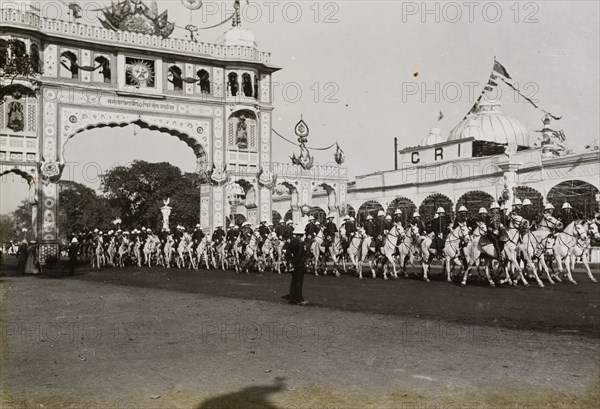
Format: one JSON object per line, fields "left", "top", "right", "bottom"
{"left": 284, "top": 224, "right": 309, "bottom": 305}
{"left": 68, "top": 237, "right": 79, "bottom": 276}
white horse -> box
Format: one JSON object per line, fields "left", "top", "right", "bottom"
{"left": 175, "top": 233, "right": 194, "bottom": 268}
{"left": 308, "top": 230, "right": 327, "bottom": 276}
{"left": 397, "top": 224, "right": 418, "bottom": 278}
{"left": 461, "top": 221, "right": 497, "bottom": 287}
{"left": 347, "top": 228, "right": 371, "bottom": 279}
{"left": 92, "top": 236, "right": 104, "bottom": 269}
{"left": 552, "top": 220, "right": 600, "bottom": 284}
{"left": 519, "top": 214, "right": 562, "bottom": 285}
{"left": 117, "top": 236, "right": 130, "bottom": 267}
{"left": 261, "top": 232, "right": 281, "bottom": 273}
{"left": 195, "top": 236, "right": 211, "bottom": 270}
{"left": 367, "top": 223, "right": 404, "bottom": 280}
{"left": 143, "top": 235, "right": 160, "bottom": 267}
{"left": 442, "top": 223, "right": 471, "bottom": 283}
{"left": 498, "top": 216, "right": 531, "bottom": 287}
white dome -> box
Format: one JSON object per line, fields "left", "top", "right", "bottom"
{"left": 217, "top": 27, "right": 257, "bottom": 48}
{"left": 421, "top": 128, "right": 445, "bottom": 146}
{"left": 448, "top": 100, "right": 531, "bottom": 147}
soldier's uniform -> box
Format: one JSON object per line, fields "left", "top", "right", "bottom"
{"left": 192, "top": 226, "right": 204, "bottom": 245}
{"left": 212, "top": 226, "right": 225, "bottom": 246}
{"left": 304, "top": 219, "right": 319, "bottom": 241}
{"left": 411, "top": 215, "right": 426, "bottom": 236}
{"left": 364, "top": 217, "right": 376, "bottom": 238}
{"left": 225, "top": 225, "right": 239, "bottom": 253}
{"left": 559, "top": 204, "right": 574, "bottom": 229}
{"left": 257, "top": 221, "right": 270, "bottom": 252}
{"left": 431, "top": 211, "right": 449, "bottom": 258}
{"left": 323, "top": 216, "right": 337, "bottom": 248}
{"left": 283, "top": 221, "right": 294, "bottom": 241}
{"left": 274, "top": 222, "right": 287, "bottom": 241}
{"left": 486, "top": 208, "right": 504, "bottom": 258}
{"left": 344, "top": 218, "right": 357, "bottom": 248}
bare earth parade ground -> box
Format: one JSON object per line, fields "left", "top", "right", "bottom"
{"left": 1, "top": 259, "right": 598, "bottom": 409}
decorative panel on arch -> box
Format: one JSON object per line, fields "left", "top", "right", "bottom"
{"left": 227, "top": 110, "right": 257, "bottom": 151}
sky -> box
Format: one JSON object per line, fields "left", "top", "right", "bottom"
{"left": 1, "top": 0, "right": 599, "bottom": 214}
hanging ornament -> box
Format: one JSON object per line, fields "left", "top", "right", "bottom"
{"left": 182, "top": 0, "right": 203, "bottom": 10}
{"left": 334, "top": 143, "right": 345, "bottom": 165}
{"left": 294, "top": 117, "right": 309, "bottom": 143}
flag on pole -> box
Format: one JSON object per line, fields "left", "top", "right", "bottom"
{"left": 493, "top": 59, "right": 512, "bottom": 79}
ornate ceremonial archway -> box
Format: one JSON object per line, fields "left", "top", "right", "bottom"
{"left": 1, "top": 1, "right": 281, "bottom": 262}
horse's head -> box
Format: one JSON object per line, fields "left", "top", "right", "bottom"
{"left": 474, "top": 221, "right": 487, "bottom": 236}
{"left": 574, "top": 222, "right": 588, "bottom": 241}
{"left": 543, "top": 214, "right": 562, "bottom": 230}
{"left": 588, "top": 220, "right": 600, "bottom": 240}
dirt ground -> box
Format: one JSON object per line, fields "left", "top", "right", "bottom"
{"left": 1, "top": 258, "right": 599, "bottom": 408}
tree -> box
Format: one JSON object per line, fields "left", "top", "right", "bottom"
{"left": 57, "top": 180, "right": 118, "bottom": 236}
{"left": 11, "top": 199, "right": 31, "bottom": 237}
{"left": 0, "top": 214, "right": 17, "bottom": 243}
{"left": 101, "top": 161, "right": 201, "bottom": 229}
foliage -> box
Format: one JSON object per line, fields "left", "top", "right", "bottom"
{"left": 0, "top": 214, "right": 17, "bottom": 243}
{"left": 11, "top": 200, "right": 32, "bottom": 234}
{"left": 101, "top": 161, "right": 201, "bottom": 230}
{"left": 57, "top": 180, "right": 118, "bottom": 235}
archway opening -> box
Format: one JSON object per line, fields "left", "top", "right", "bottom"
{"left": 514, "top": 186, "right": 544, "bottom": 219}
{"left": 387, "top": 197, "right": 416, "bottom": 223}
{"left": 357, "top": 200, "right": 384, "bottom": 226}
{"left": 419, "top": 194, "right": 453, "bottom": 221}
{"left": 456, "top": 191, "right": 494, "bottom": 218}
{"left": 61, "top": 122, "right": 205, "bottom": 233}
{"left": 547, "top": 180, "right": 599, "bottom": 218}
{"left": 0, "top": 168, "right": 35, "bottom": 242}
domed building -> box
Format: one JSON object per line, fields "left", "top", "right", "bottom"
{"left": 327, "top": 93, "right": 600, "bottom": 238}
{"left": 448, "top": 99, "right": 533, "bottom": 156}
{"left": 217, "top": 26, "right": 257, "bottom": 48}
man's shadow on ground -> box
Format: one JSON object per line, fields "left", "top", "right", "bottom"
{"left": 195, "top": 377, "right": 286, "bottom": 409}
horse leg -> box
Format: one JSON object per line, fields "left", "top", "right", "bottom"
{"left": 445, "top": 256, "right": 453, "bottom": 283}
{"left": 508, "top": 253, "right": 528, "bottom": 286}
{"left": 524, "top": 253, "right": 544, "bottom": 288}
{"left": 422, "top": 253, "right": 433, "bottom": 282}
{"left": 581, "top": 252, "right": 596, "bottom": 283}
{"left": 389, "top": 253, "right": 398, "bottom": 279}
{"left": 563, "top": 254, "right": 577, "bottom": 285}
{"left": 461, "top": 261, "right": 472, "bottom": 287}
{"left": 369, "top": 255, "right": 377, "bottom": 279}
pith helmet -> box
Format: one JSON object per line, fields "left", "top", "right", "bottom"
{"left": 544, "top": 203, "right": 555, "bottom": 211}
{"left": 413, "top": 211, "right": 420, "bottom": 217}
{"left": 458, "top": 205, "right": 468, "bottom": 212}
{"left": 490, "top": 202, "right": 500, "bottom": 210}
{"left": 513, "top": 198, "right": 523, "bottom": 206}
{"left": 394, "top": 209, "right": 402, "bottom": 215}
{"left": 561, "top": 202, "right": 572, "bottom": 210}
{"left": 377, "top": 210, "right": 385, "bottom": 217}
{"left": 478, "top": 207, "right": 488, "bottom": 214}
{"left": 522, "top": 198, "right": 532, "bottom": 206}
{"left": 436, "top": 207, "right": 445, "bottom": 214}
